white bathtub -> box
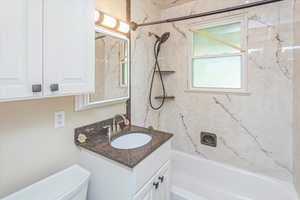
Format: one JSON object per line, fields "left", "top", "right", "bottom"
{"left": 171, "top": 150, "right": 298, "bottom": 200}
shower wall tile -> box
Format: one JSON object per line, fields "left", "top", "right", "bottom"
{"left": 293, "top": 0, "right": 300, "bottom": 194}
{"left": 151, "top": 0, "right": 195, "bottom": 9}
{"left": 131, "top": 0, "right": 163, "bottom": 128}
{"left": 131, "top": 0, "right": 294, "bottom": 182}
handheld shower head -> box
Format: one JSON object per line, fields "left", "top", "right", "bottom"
{"left": 156, "top": 32, "right": 170, "bottom": 53}
{"left": 160, "top": 32, "right": 170, "bottom": 43}
{"left": 149, "top": 32, "right": 170, "bottom": 43}
{"left": 148, "top": 32, "right": 171, "bottom": 110}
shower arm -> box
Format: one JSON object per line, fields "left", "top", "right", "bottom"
{"left": 130, "top": 0, "right": 283, "bottom": 31}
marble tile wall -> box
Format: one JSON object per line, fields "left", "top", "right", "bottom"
{"left": 131, "top": 0, "right": 163, "bottom": 128}
{"left": 293, "top": 0, "right": 300, "bottom": 193}
{"left": 151, "top": 0, "right": 196, "bottom": 9}
{"left": 131, "top": 0, "right": 294, "bottom": 182}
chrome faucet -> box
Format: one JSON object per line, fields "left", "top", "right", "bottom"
{"left": 104, "top": 114, "right": 129, "bottom": 144}
{"left": 113, "top": 114, "right": 129, "bottom": 132}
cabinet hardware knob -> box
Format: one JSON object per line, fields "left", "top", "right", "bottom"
{"left": 50, "top": 84, "right": 59, "bottom": 92}
{"left": 153, "top": 182, "right": 159, "bottom": 189}
{"left": 158, "top": 176, "right": 164, "bottom": 183}
{"left": 32, "top": 84, "right": 42, "bottom": 93}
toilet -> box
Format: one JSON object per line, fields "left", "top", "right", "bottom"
{"left": 2, "top": 165, "right": 90, "bottom": 200}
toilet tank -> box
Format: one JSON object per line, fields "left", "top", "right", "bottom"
{"left": 3, "top": 165, "right": 90, "bottom": 200}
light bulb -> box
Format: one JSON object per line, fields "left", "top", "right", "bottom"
{"left": 94, "top": 10, "right": 100, "bottom": 22}
{"left": 102, "top": 14, "right": 117, "bottom": 28}
{"left": 118, "top": 21, "right": 130, "bottom": 33}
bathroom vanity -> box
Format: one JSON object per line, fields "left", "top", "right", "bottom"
{"left": 75, "top": 124, "right": 173, "bottom": 200}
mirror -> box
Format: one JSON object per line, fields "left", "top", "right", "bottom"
{"left": 76, "top": 26, "right": 130, "bottom": 111}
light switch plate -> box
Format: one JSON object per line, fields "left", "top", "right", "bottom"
{"left": 54, "top": 111, "right": 65, "bottom": 128}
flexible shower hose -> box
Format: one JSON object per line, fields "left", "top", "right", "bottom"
{"left": 149, "top": 40, "right": 166, "bottom": 110}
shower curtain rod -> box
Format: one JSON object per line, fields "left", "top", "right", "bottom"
{"left": 131, "top": 0, "right": 283, "bottom": 30}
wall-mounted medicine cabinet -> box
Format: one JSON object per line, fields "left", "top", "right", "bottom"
{"left": 76, "top": 26, "right": 130, "bottom": 111}
{"left": 0, "top": 0, "right": 95, "bottom": 102}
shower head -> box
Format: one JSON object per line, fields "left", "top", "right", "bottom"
{"left": 149, "top": 32, "right": 170, "bottom": 43}
{"left": 160, "top": 32, "right": 170, "bottom": 43}
{"left": 157, "top": 32, "right": 170, "bottom": 53}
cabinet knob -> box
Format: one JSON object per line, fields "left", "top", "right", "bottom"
{"left": 153, "top": 182, "right": 159, "bottom": 189}
{"left": 158, "top": 176, "right": 164, "bottom": 183}
{"left": 50, "top": 84, "right": 59, "bottom": 92}
{"left": 32, "top": 84, "right": 42, "bottom": 93}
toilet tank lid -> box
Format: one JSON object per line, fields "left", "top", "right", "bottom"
{"left": 3, "top": 165, "right": 90, "bottom": 200}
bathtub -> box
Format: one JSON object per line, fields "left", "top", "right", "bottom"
{"left": 171, "top": 150, "right": 298, "bottom": 200}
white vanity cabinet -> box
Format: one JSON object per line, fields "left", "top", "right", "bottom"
{"left": 79, "top": 140, "right": 171, "bottom": 200}
{"left": 0, "top": 0, "right": 95, "bottom": 102}
{"left": 134, "top": 162, "right": 170, "bottom": 200}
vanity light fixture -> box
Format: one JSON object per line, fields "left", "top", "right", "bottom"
{"left": 94, "top": 9, "right": 130, "bottom": 34}
{"left": 94, "top": 10, "right": 100, "bottom": 22}
{"left": 102, "top": 14, "right": 118, "bottom": 29}
{"left": 118, "top": 21, "right": 130, "bottom": 33}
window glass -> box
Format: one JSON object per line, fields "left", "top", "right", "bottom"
{"left": 193, "top": 22, "right": 241, "bottom": 56}
{"left": 190, "top": 20, "right": 245, "bottom": 91}
{"left": 120, "top": 41, "right": 128, "bottom": 86}
{"left": 121, "top": 62, "right": 128, "bottom": 85}
{"left": 192, "top": 56, "right": 242, "bottom": 89}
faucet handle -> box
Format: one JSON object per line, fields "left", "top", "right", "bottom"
{"left": 103, "top": 125, "right": 112, "bottom": 135}
{"left": 103, "top": 125, "right": 112, "bottom": 143}
{"left": 120, "top": 114, "right": 130, "bottom": 126}
{"left": 124, "top": 118, "right": 130, "bottom": 126}
{"left": 116, "top": 117, "right": 130, "bottom": 130}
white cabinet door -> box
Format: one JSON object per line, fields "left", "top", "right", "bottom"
{"left": 134, "top": 162, "right": 170, "bottom": 200}
{"left": 43, "top": 0, "right": 95, "bottom": 97}
{"left": 0, "top": 0, "right": 43, "bottom": 101}
{"left": 157, "top": 167, "right": 170, "bottom": 200}
{"left": 133, "top": 180, "right": 158, "bottom": 200}
{"left": 134, "top": 172, "right": 169, "bottom": 200}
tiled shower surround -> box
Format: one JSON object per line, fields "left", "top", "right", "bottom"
{"left": 131, "top": 0, "right": 294, "bottom": 182}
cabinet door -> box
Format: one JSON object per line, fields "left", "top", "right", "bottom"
{"left": 134, "top": 178, "right": 159, "bottom": 200}
{"left": 43, "top": 0, "right": 95, "bottom": 96}
{"left": 158, "top": 167, "right": 170, "bottom": 200}
{"left": 134, "top": 162, "right": 170, "bottom": 200}
{"left": 0, "top": 0, "right": 43, "bottom": 101}
{"left": 134, "top": 189, "right": 154, "bottom": 200}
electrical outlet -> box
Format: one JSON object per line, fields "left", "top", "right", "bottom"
{"left": 54, "top": 111, "right": 65, "bottom": 128}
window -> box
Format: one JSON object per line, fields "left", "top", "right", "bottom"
{"left": 120, "top": 41, "right": 129, "bottom": 87}
{"left": 188, "top": 17, "right": 247, "bottom": 93}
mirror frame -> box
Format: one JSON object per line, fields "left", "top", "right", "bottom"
{"left": 75, "top": 26, "right": 130, "bottom": 111}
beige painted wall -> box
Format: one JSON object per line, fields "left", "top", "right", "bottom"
{"left": 0, "top": 97, "right": 125, "bottom": 197}
{"left": 96, "top": 0, "right": 127, "bottom": 20}
{"left": 294, "top": 0, "right": 300, "bottom": 195}
{"left": 0, "top": 0, "right": 128, "bottom": 197}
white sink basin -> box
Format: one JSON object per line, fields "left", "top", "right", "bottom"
{"left": 111, "top": 133, "right": 152, "bottom": 150}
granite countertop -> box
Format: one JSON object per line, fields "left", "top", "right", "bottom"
{"left": 74, "top": 125, "right": 173, "bottom": 168}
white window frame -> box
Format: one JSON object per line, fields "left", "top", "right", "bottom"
{"left": 120, "top": 61, "right": 128, "bottom": 87}
{"left": 119, "top": 41, "right": 129, "bottom": 88}
{"left": 186, "top": 15, "right": 248, "bottom": 94}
